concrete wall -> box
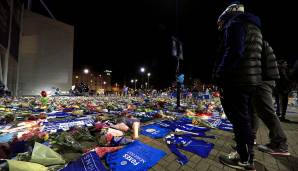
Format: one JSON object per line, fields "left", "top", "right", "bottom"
{"left": 18, "top": 10, "right": 73, "bottom": 95}
{"left": 7, "top": 53, "right": 17, "bottom": 93}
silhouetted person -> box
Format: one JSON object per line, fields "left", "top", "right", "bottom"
{"left": 251, "top": 41, "right": 289, "bottom": 156}
{"left": 214, "top": 3, "right": 263, "bottom": 170}
{"left": 275, "top": 60, "right": 291, "bottom": 121}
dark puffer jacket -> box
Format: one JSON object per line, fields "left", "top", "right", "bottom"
{"left": 215, "top": 13, "right": 263, "bottom": 86}
{"left": 261, "top": 40, "right": 280, "bottom": 81}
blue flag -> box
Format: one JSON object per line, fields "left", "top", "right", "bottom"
{"left": 172, "top": 36, "right": 178, "bottom": 57}
{"left": 172, "top": 36, "right": 184, "bottom": 60}
{"left": 141, "top": 124, "right": 172, "bottom": 139}
{"left": 106, "top": 141, "right": 166, "bottom": 171}
{"left": 165, "top": 134, "right": 214, "bottom": 165}
{"left": 178, "top": 43, "right": 183, "bottom": 60}
{"left": 61, "top": 151, "right": 107, "bottom": 171}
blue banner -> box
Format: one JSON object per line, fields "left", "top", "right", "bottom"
{"left": 61, "top": 151, "right": 107, "bottom": 171}
{"left": 106, "top": 140, "right": 166, "bottom": 171}
{"left": 141, "top": 124, "right": 172, "bottom": 139}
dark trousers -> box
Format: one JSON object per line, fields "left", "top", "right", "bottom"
{"left": 252, "top": 82, "right": 288, "bottom": 149}
{"left": 275, "top": 91, "right": 289, "bottom": 118}
{"left": 221, "top": 85, "right": 256, "bottom": 163}
{"left": 251, "top": 114, "right": 259, "bottom": 141}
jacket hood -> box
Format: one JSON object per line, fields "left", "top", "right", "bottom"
{"left": 234, "top": 13, "right": 262, "bottom": 28}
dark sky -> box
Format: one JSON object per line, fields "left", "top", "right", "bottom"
{"left": 29, "top": 0, "right": 297, "bottom": 89}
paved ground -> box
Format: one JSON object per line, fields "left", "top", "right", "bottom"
{"left": 139, "top": 106, "right": 298, "bottom": 171}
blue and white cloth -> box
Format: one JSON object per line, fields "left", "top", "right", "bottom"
{"left": 61, "top": 151, "right": 107, "bottom": 171}
{"left": 42, "top": 117, "right": 94, "bottom": 133}
{"left": 165, "top": 134, "right": 214, "bottom": 165}
{"left": 206, "top": 118, "right": 233, "bottom": 131}
{"left": 157, "top": 120, "right": 210, "bottom": 133}
{"left": 141, "top": 124, "right": 172, "bottom": 139}
{"left": 106, "top": 140, "right": 166, "bottom": 171}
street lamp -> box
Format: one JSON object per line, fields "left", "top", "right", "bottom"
{"left": 131, "top": 79, "right": 136, "bottom": 90}
{"left": 83, "top": 69, "right": 89, "bottom": 74}
{"left": 83, "top": 69, "right": 89, "bottom": 83}
{"left": 147, "top": 73, "right": 151, "bottom": 89}
{"left": 140, "top": 67, "right": 145, "bottom": 73}
{"left": 140, "top": 67, "right": 145, "bottom": 89}
{"left": 134, "top": 79, "right": 138, "bottom": 90}
{"left": 99, "top": 75, "right": 102, "bottom": 89}
{"left": 102, "top": 81, "right": 107, "bottom": 91}
{"left": 115, "top": 83, "right": 118, "bottom": 95}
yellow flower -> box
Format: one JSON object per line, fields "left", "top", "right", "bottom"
{"left": 44, "top": 133, "right": 49, "bottom": 141}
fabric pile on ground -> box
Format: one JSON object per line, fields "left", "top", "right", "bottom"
{"left": 0, "top": 92, "right": 230, "bottom": 170}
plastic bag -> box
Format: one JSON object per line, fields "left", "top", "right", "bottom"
{"left": 111, "top": 123, "right": 129, "bottom": 132}
{"left": 31, "top": 142, "right": 65, "bottom": 166}
{"left": 7, "top": 160, "right": 48, "bottom": 171}
{"left": 106, "top": 128, "right": 124, "bottom": 137}
{"left": 111, "top": 137, "right": 133, "bottom": 146}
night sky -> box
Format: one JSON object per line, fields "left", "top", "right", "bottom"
{"left": 29, "top": 0, "right": 297, "bottom": 89}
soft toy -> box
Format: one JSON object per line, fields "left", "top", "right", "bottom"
{"left": 40, "top": 91, "right": 49, "bottom": 106}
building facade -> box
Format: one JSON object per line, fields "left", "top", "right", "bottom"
{"left": 18, "top": 10, "right": 74, "bottom": 95}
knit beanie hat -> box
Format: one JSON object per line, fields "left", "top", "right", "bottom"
{"left": 217, "top": 3, "right": 244, "bottom": 23}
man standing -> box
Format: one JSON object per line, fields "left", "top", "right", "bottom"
{"left": 275, "top": 60, "right": 292, "bottom": 121}
{"left": 214, "top": 3, "right": 263, "bottom": 170}
{"left": 253, "top": 41, "right": 290, "bottom": 156}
